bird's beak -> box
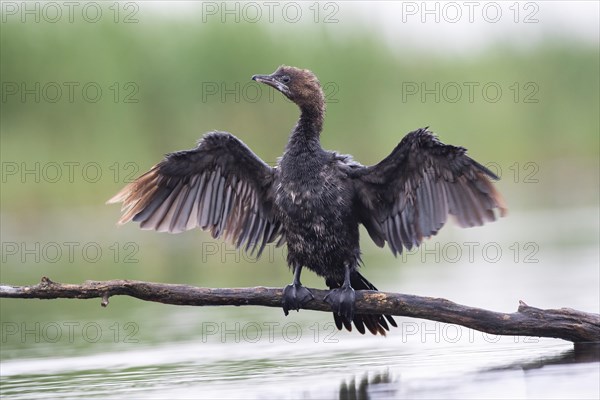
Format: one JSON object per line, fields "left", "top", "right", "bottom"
{"left": 251, "top": 74, "right": 272, "bottom": 84}
{"left": 252, "top": 73, "right": 290, "bottom": 96}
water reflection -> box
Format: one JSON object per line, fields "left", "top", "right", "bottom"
{"left": 1, "top": 340, "right": 599, "bottom": 399}
{"left": 339, "top": 371, "right": 395, "bottom": 400}
{"left": 489, "top": 343, "right": 600, "bottom": 372}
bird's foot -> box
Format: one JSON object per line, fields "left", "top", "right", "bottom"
{"left": 282, "top": 284, "right": 314, "bottom": 316}
{"left": 324, "top": 286, "right": 356, "bottom": 321}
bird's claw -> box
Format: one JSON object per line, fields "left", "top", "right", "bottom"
{"left": 282, "top": 284, "right": 314, "bottom": 316}
{"left": 324, "top": 286, "right": 356, "bottom": 321}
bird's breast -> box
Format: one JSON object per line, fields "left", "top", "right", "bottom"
{"left": 275, "top": 162, "right": 352, "bottom": 231}
{"left": 274, "top": 155, "right": 361, "bottom": 270}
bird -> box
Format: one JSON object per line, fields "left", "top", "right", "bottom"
{"left": 108, "top": 66, "right": 507, "bottom": 336}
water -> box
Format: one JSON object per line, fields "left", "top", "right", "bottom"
{"left": 1, "top": 209, "right": 598, "bottom": 398}
{"left": 1, "top": 336, "right": 598, "bottom": 399}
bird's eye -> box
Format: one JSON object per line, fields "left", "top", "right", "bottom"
{"left": 281, "top": 76, "right": 291, "bottom": 84}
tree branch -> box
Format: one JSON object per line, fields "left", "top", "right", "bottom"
{"left": 1, "top": 277, "right": 598, "bottom": 343}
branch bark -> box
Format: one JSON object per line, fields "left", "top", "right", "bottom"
{"left": 1, "top": 277, "right": 598, "bottom": 343}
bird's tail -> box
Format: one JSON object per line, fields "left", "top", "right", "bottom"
{"left": 327, "top": 271, "right": 397, "bottom": 335}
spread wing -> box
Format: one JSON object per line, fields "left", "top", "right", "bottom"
{"left": 352, "top": 128, "right": 507, "bottom": 255}
{"left": 108, "top": 131, "right": 284, "bottom": 257}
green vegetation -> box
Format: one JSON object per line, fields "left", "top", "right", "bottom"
{"left": 1, "top": 18, "right": 598, "bottom": 212}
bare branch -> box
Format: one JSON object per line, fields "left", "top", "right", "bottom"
{"left": 1, "top": 277, "right": 598, "bottom": 343}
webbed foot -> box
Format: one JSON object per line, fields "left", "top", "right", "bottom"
{"left": 324, "top": 285, "right": 356, "bottom": 321}
{"left": 282, "top": 283, "right": 314, "bottom": 316}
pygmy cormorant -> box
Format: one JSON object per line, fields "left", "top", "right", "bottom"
{"left": 108, "top": 66, "right": 507, "bottom": 335}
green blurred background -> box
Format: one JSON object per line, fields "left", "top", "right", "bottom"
{"left": 1, "top": 2, "right": 599, "bottom": 359}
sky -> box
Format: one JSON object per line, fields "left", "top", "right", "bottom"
{"left": 143, "top": 1, "right": 600, "bottom": 55}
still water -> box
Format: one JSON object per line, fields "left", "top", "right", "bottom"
{"left": 1, "top": 209, "right": 599, "bottom": 399}
{"left": 2, "top": 336, "right": 599, "bottom": 399}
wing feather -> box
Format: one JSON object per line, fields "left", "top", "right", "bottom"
{"left": 108, "top": 131, "right": 285, "bottom": 257}
{"left": 353, "top": 128, "right": 506, "bottom": 255}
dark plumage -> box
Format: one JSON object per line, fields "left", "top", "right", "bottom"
{"left": 108, "top": 66, "right": 507, "bottom": 336}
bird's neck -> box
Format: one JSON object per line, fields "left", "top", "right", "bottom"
{"left": 287, "top": 103, "right": 325, "bottom": 151}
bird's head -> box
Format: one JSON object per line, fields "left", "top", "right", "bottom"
{"left": 252, "top": 66, "right": 325, "bottom": 113}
